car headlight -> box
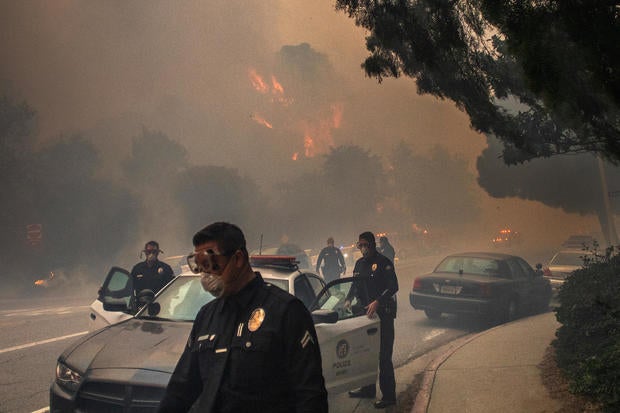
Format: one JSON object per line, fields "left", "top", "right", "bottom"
{"left": 56, "top": 361, "right": 82, "bottom": 392}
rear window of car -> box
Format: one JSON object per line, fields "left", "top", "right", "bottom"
{"left": 550, "top": 252, "right": 587, "bottom": 266}
{"left": 435, "top": 257, "right": 500, "bottom": 276}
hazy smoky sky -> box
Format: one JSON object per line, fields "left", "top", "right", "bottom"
{"left": 0, "top": 1, "right": 610, "bottom": 253}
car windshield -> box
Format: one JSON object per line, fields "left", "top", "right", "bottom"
{"left": 264, "top": 277, "right": 288, "bottom": 292}
{"left": 136, "top": 275, "right": 216, "bottom": 321}
{"left": 550, "top": 252, "right": 587, "bottom": 267}
{"left": 435, "top": 256, "right": 500, "bottom": 276}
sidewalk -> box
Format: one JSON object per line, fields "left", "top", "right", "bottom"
{"left": 329, "top": 311, "right": 560, "bottom": 412}
{"left": 414, "top": 311, "right": 561, "bottom": 413}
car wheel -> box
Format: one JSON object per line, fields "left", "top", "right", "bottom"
{"left": 424, "top": 309, "right": 442, "bottom": 320}
{"left": 505, "top": 298, "right": 518, "bottom": 322}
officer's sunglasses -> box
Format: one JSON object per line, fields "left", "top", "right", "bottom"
{"left": 186, "top": 249, "right": 233, "bottom": 274}
{"left": 357, "top": 242, "right": 370, "bottom": 249}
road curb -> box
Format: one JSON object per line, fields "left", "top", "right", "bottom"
{"left": 409, "top": 321, "right": 510, "bottom": 413}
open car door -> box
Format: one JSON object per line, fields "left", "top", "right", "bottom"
{"left": 88, "top": 266, "right": 134, "bottom": 332}
{"left": 311, "top": 276, "right": 380, "bottom": 394}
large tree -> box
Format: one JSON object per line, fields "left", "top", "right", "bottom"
{"left": 334, "top": 0, "right": 620, "bottom": 164}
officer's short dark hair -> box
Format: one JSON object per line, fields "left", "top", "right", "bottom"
{"left": 327, "top": 237, "right": 334, "bottom": 244}
{"left": 193, "top": 222, "right": 249, "bottom": 258}
{"left": 359, "top": 231, "right": 376, "bottom": 248}
{"left": 145, "top": 241, "right": 160, "bottom": 250}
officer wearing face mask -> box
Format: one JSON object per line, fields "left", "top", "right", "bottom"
{"left": 158, "top": 222, "right": 327, "bottom": 413}
{"left": 345, "top": 231, "right": 399, "bottom": 409}
{"left": 130, "top": 241, "right": 174, "bottom": 296}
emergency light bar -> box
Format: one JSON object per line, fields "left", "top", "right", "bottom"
{"left": 250, "top": 255, "right": 299, "bottom": 270}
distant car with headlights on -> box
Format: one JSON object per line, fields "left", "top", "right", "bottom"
{"left": 543, "top": 249, "right": 592, "bottom": 296}
{"left": 410, "top": 252, "right": 551, "bottom": 324}
{"left": 51, "top": 256, "right": 380, "bottom": 412}
{"left": 491, "top": 228, "right": 521, "bottom": 248}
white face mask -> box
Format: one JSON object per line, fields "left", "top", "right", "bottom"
{"left": 146, "top": 252, "right": 157, "bottom": 264}
{"left": 200, "top": 273, "right": 223, "bottom": 297}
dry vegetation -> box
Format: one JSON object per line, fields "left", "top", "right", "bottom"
{"left": 538, "top": 346, "right": 602, "bottom": 413}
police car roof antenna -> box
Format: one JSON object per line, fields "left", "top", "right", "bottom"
{"left": 259, "top": 234, "right": 263, "bottom": 255}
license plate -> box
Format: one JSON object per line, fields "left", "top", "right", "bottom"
{"left": 440, "top": 285, "right": 461, "bottom": 295}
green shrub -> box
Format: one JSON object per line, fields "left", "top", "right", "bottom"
{"left": 553, "top": 248, "right": 620, "bottom": 411}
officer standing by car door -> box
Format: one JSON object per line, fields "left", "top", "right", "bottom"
{"left": 158, "top": 222, "right": 328, "bottom": 413}
{"left": 131, "top": 241, "right": 174, "bottom": 296}
{"left": 345, "top": 231, "right": 399, "bottom": 409}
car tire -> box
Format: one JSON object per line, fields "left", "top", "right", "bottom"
{"left": 505, "top": 297, "right": 518, "bottom": 322}
{"left": 424, "top": 309, "right": 442, "bottom": 320}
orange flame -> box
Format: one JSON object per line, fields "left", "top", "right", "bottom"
{"left": 292, "top": 152, "right": 299, "bottom": 161}
{"left": 34, "top": 271, "right": 54, "bottom": 287}
{"left": 271, "top": 75, "right": 284, "bottom": 94}
{"left": 248, "top": 68, "right": 268, "bottom": 93}
{"left": 304, "top": 134, "right": 315, "bottom": 157}
{"left": 251, "top": 113, "right": 273, "bottom": 129}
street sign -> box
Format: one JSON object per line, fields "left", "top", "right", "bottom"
{"left": 26, "top": 223, "right": 42, "bottom": 246}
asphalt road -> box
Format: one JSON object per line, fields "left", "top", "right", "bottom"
{"left": 0, "top": 248, "right": 550, "bottom": 413}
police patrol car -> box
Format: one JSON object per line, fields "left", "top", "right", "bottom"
{"left": 53, "top": 256, "right": 379, "bottom": 411}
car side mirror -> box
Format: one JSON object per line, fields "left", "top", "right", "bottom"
{"left": 147, "top": 302, "right": 161, "bottom": 316}
{"left": 137, "top": 289, "right": 155, "bottom": 306}
{"left": 311, "top": 309, "right": 338, "bottom": 324}
{"left": 535, "top": 263, "right": 543, "bottom": 276}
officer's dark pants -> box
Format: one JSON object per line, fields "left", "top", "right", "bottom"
{"left": 360, "top": 312, "right": 396, "bottom": 401}
{"left": 322, "top": 269, "right": 340, "bottom": 284}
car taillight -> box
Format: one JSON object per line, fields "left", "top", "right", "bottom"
{"left": 480, "top": 283, "right": 492, "bottom": 297}
{"left": 413, "top": 278, "right": 423, "bottom": 290}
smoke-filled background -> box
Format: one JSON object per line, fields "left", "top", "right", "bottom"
{"left": 0, "top": 1, "right": 614, "bottom": 296}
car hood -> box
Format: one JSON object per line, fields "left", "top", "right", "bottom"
{"left": 60, "top": 318, "right": 191, "bottom": 374}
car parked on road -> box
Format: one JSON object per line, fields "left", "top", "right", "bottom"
{"left": 409, "top": 252, "right": 551, "bottom": 324}
{"left": 53, "top": 257, "right": 380, "bottom": 411}
{"left": 543, "top": 249, "right": 592, "bottom": 296}
{"left": 88, "top": 255, "right": 325, "bottom": 332}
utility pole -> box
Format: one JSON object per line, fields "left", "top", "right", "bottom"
{"left": 597, "top": 156, "right": 619, "bottom": 247}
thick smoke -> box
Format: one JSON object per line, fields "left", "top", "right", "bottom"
{"left": 477, "top": 136, "right": 620, "bottom": 245}
{"left": 0, "top": 2, "right": 608, "bottom": 297}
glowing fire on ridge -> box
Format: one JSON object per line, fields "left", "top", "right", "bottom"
{"left": 271, "top": 76, "right": 284, "bottom": 94}
{"left": 248, "top": 68, "right": 268, "bottom": 93}
{"left": 251, "top": 113, "right": 273, "bottom": 129}
{"left": 248, "top": 67, "right": 345, "bottom": 159}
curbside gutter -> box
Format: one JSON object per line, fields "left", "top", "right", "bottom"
{"left": 410, "top": 322, "right": 509, "bottom": 413}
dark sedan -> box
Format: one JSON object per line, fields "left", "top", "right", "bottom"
{"left": 409, "top": 252, "right": 551, "bottom": 324}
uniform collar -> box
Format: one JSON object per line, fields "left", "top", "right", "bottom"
{"left": 217, "top": 272, "right": 263, "bottom": 313}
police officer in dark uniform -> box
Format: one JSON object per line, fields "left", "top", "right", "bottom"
{"left": 130, "top": 241, "right": 174, "bottom": 295}
{"left": 315, "top": 236, "right": 346, "bottom": 282}
{"left": 158, "top": 222, "right": 328, "bottom": 413}
{"left": 345, "top": 231, "right": 399, "bottom": 409}
{"left": 378, "top": 236, "right": 396, "bottom": 264}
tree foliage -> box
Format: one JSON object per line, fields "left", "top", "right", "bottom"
{"left": 0, "top": 96, "right": 139, "bottom": 290}
{"left": 334, "top": 0, "right": 620, "bottom": 164}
